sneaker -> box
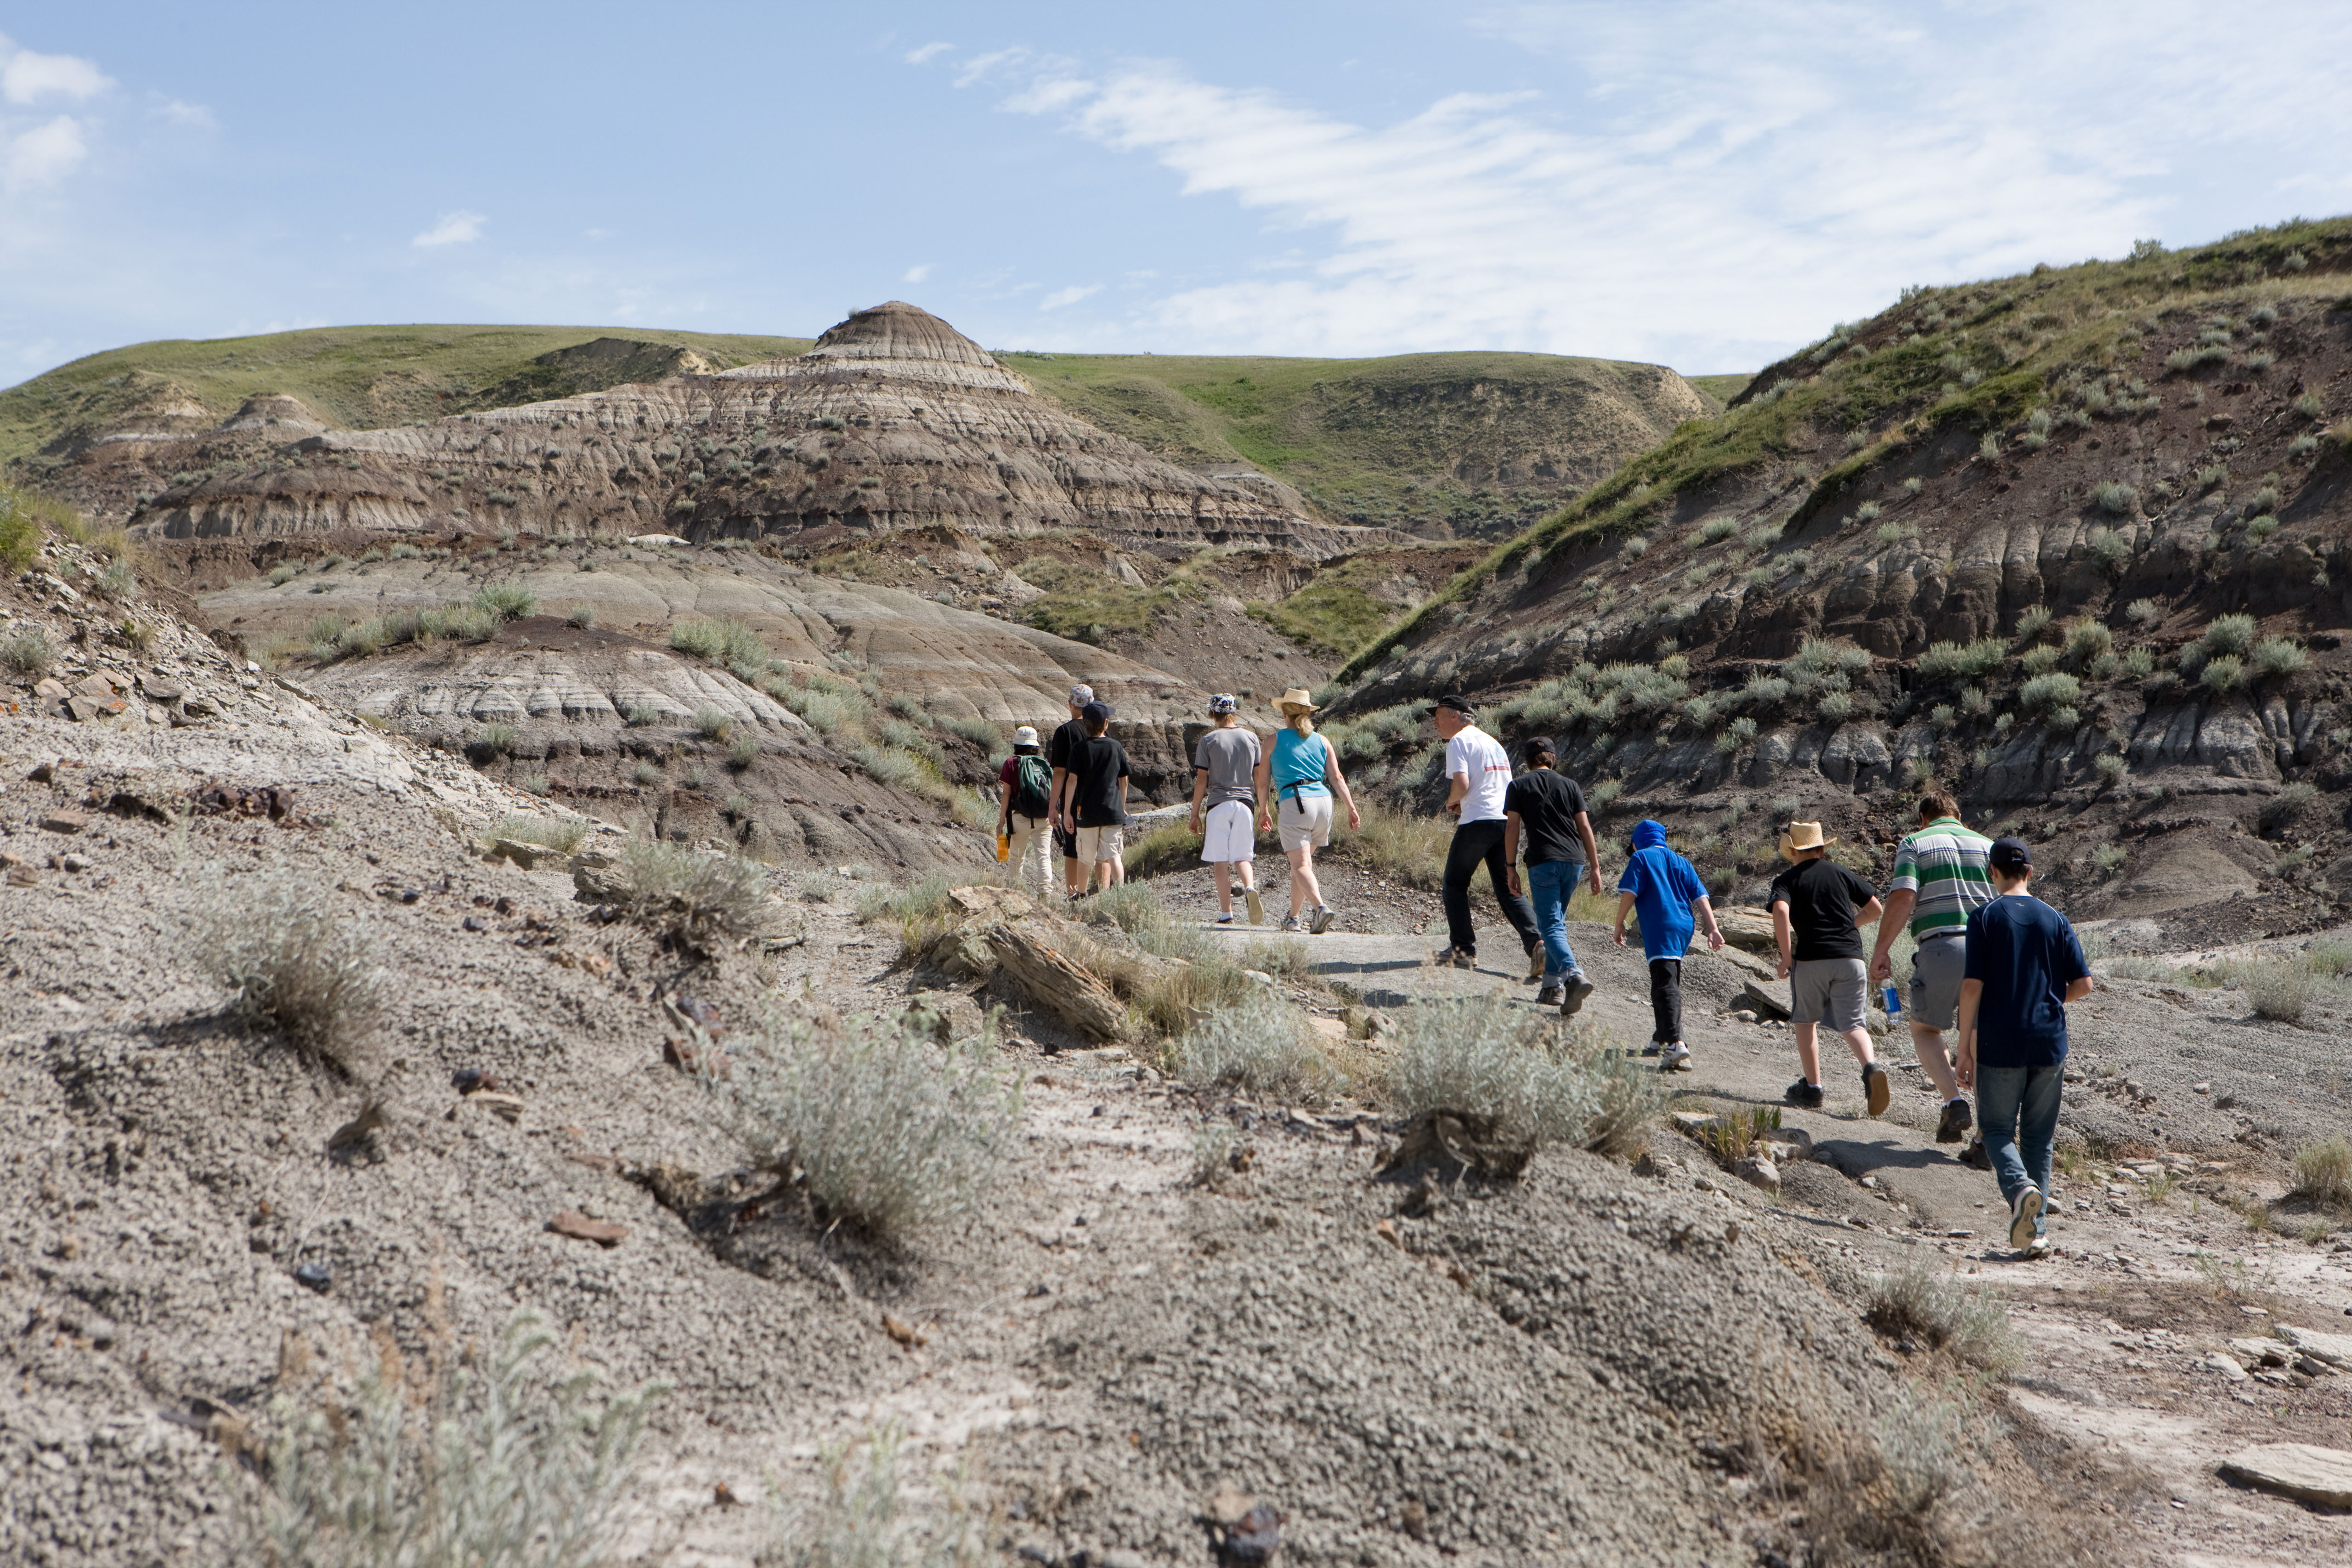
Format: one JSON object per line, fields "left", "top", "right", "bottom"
{"left": 1215, "top": 912, "right": 1235, "bottom": 925}
{"left": 1431, "top": 945, "right": 1475, "bottom": 969}
{"left": 2008, "top": 1184, "right": 2045, "bottom": 1251}
{"left": 2025, "top": 1234, "right": 2053, "bottom": 1258}
{"left": 1559, "top": 973, "right": 1596, "bottom": 1018}
{"left": 1245, "top": 888, "right": 1264, "bottom": 926}
{"left": 1786, "top": 1079, "right": 1825, "bottom": 1108}
{"left": 1935, "top": 1097, "right": 1972, "bottom": 1144}
{"left": 1280, "top": 915, "right": 1303, "bottom": 934}
{"left": 1862, "top": 1064, "right": 1891, "bottom": 1118}
{"left": 1308, "top": 904, "right": 1336, "bottom": 935}
{"left": 1657, "top": 1042, "right": 1692, "bottom": 1073}
{"left": 1526, "top": 946, "right": 1545, "bottom": 982}
{"left": 1959, "top": 1134, "right": 1991, "bottom": 1170}
{"left": 1536, "top": 983, "right": 1566, "bottom": 1007}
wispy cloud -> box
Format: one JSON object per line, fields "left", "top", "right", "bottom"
{"left": 411, "top": 210, "right": 486, "bottom": 248}
{"left": 1040, "top": 283, "right": 1101, "bottom": 310}
{"left": 0, "top": 34, "right": 112, "bottom": 104}
{"left": 153, "top": 98, "right": 216, "bottom": 129}
{"left": 904, "top": 41, "right": 953, "bottom": 66}
{"left": 979, "top": 1, "right": 2352, "bottom": 364}
{"left": 1, "top": 114, "right": 86, "bottom": 191}
{"left": 903, "top": 262, "right": 933, "bottom": 283}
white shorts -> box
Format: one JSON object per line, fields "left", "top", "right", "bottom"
{"left": 1200, "top": 799, "right": 1255, "bottom": 864}
{"left": 1278, "top": 793, "right": 1333, "bottom": 852}
{"left": 1076, "top": 823, "right": 1125, "bottom": 865}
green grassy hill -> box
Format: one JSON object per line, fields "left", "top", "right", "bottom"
{"left": 0, "top": 324, "right": 814, "bottom": 471}
{"left": 1005, "top": 348, "right": 1719, "bottom": 537}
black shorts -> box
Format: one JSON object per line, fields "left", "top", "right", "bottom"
{"left": 1054, "top": 825, "right": 1079, "bottom": 860}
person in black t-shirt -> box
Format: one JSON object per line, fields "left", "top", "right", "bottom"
{"left": 1768, "top": 821, "right": 1890, "bottom": 1114}
{"left": 1500, "top": 737, "right": 1601, "bottom": 1014}
{"left": 1046, "top": 682, "right": 1096, "bottom": 897}
{"left": 1056, "top": 701, "right": 1130, "bottom": 892}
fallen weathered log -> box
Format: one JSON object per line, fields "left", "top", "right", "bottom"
{"left": 984, "top": 923, "right": 1128, "bottom": 1041}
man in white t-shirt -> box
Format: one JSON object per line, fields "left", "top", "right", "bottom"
{"left": 1430, "top": 694, "right": 1540, "bottom": 971}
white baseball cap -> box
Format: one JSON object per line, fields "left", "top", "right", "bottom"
{"left": 1068, "top": 683, "right": 1094, "bottom": 706}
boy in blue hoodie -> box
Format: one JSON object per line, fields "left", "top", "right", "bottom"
{"left": 1614, "top": 820, "right": 1724, "bottom": 1073}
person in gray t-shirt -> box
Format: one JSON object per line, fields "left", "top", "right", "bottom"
{"left": 1188, "top": 695, "right": 1264, "bottom": 925}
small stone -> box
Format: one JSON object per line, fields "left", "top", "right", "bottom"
{"left": 462, "top": 915, "right": 487, "bottom": 932}
{"left": 2205, "top": 1352, "right": 2249, "bottom": 1382}
{"left": 293, "top": 1262, "right": 331, "bottom": 1293}
{"left": 39, "top": 809, "right": 88, "bottom": 834}
{"left": 1733, "top": 1155, "right": 1781, "bottom": 1194}
{"left": 1731, "top": 1009, "right": 1758, "bottom": 1024}
{"left": 547, "top": 1210, "right": 626, "bottom": 1247}
{"left": 57, "top": 853, "right": 88, "bottom": 872}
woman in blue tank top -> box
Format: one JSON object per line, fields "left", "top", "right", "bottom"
{"left": 1252, "top": 689, "right": 1360, "bottom": 934}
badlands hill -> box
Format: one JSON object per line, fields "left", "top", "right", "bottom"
{"left": 1318, "top": 215, "right": 2352, "bottom": 945}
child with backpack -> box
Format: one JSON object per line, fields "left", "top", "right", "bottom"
{"left": 998, "top": 726, "right": 1057, "bottom": 892}
{"left": 1613, "top": 819, "right": 1724, "bottom": 1073}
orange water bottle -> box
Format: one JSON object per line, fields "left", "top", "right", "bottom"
{"left": 996, "top": 831, "right": 1010, "bottom": 863}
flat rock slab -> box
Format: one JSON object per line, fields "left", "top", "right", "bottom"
{"left": 2217, "top": 1443, "right": 2352, "bottom": 1509}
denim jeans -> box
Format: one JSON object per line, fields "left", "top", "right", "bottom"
{"left": 1524, "top": 860, "right": 1587, "bottom": 981}
{"left": 1975, "top": 1062, "right": 2064, "bottom": 1235}
{"left": 1441, "top": 819, "right": 1539, "bottom": 957}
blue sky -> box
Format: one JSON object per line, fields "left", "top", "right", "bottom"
{"left": 5, "top": 1, "right": 2351, "bottom": 386}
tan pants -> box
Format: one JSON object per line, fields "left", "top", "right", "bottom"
{"left": 1002, "top": 814, "right": 1053, "bottom": 891}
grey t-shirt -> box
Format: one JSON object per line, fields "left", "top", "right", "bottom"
{"left": 1193, "top": 725, "right": 1260, "bottom": 809}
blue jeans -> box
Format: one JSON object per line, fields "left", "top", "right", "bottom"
{"left": 1976, "top": 1063, "right": 2064, "bottom": 1235}
{"left": 1524, "top": 860, "right": 1587, "bottom": 981}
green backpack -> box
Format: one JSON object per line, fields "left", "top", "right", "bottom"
{"left": 1012, "top": 754, "right": 1055, "bottom": 818}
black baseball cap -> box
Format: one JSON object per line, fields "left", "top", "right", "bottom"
{"left": 1081, "top": 700, "right": 1115, "bottom": 725}
{"left": 1520, "top": 735, "right": 1556, "bottom": 760}
{"left": 1988, "top": 836, "right": 2032, "bottom": 872}
{"left": 1436, "top": 693, "right": 1476, "bottom": 717}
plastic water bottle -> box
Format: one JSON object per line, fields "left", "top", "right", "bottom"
{"left": 1882, "top": 982, "right": 1902, "bottom": 1016}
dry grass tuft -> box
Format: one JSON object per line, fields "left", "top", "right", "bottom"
{"left": 485, "top": 813, "right": 590, "bottom": 855}
{"left": 1866, "top": 1260, "right": 2026, "bottom": 1375}
{"left": 2291, "top": 1135, "right": 2352, "bottom": 1212}
{"left": 198, "top": 874, "right": 390, "bottom": 1072}
{"left": 1334, "top": 807, "right": 1451, "bottom": 889}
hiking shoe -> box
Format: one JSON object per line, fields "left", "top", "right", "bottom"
{"left": 1214, "top": 912, "right": 1235, "bottom": 925}
{"left": 1959, "top": 1134, "right": 1991, "bottom": 1170}
{"left": 1862, "top": 1064, "right": 1891, "bottom": 1118}
{"left": 1308, "top": 904, "right": 1336, "bottom": 935}
{"left": 1536, "top": 983, "right": 1566, "bottom": 1007}
{"left": 1526, "top": 945, "right": 1545, "bottom": 981}
{"left": 1280, "top": 915, "right": 1304, "bottom": 934}
{"left": 1431, "top": 945, "right": 1475, "bottom": 969}
{"left": 2008, "top": 1184, "right": 2045, "bottom": 1251}
{"left": 1245, "top": 888, "right": 1264, "bottom": 926}
{"left": 1786, "top": 1079, "right": 1825, "bottom": 1108}
{"left": 1560, "top": 974, "right": 1596, "bottom": 1018}
{"left": 1658, "top": 1042, "right": 1692, "bottom": 1073}
{"left": 1935, "top": 1097, "right": 1973, "bottom": 1144}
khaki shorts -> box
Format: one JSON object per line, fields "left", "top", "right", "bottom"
{"left": 1909, "top": 934, "right": 1966, "bottom": 1030}
{"left": 1277, "top": 793, "right": 1333, "bottom": 851}
{"left": 1075, "top": 822, "right": 1125, "bottom": 865}
{"left": 1790, "top": 957, "right": 1868, "bottom": 1033}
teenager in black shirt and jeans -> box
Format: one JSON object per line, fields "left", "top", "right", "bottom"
{"left": 1500, "top": 737, "right": 1601, "bottom": 1014}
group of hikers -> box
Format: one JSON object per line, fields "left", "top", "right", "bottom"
{"left": 995, "top": 687, "right": 2090, "bottom": 1257}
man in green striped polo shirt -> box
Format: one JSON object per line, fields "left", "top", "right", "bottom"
{"left": 1871, "top": 791, "right": 1995, "bottom": 1144}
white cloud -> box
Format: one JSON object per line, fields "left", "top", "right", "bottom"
{"left": 903, "top": 262, "right": 933, "bottom": 283}
{"left": 1040, "top": 283, "right": 1101, "bottom": 310}
{"left": 0, "top": 35, "right": 112, "bottom": 104}
{"left": 904, "top": 41, "right": 953, "bottom": 65}
{"left": 1, "top": 114, "right": 86, "bottom": 191}
{"left": 153, "top": 98, "right": 216, "bottom": 129}
{"left": 986, "top": 2, "right": 2352, "bottom": 365}
{"left": 411, "top": 210, "right": 486, "bottom": 248}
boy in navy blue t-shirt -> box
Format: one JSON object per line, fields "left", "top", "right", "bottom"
{"left": 1956, "top": 837, "right": 2091, "bottom": 1255}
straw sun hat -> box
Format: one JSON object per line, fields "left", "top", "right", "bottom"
{"left": 1275, "top": 687, "right": 1318, "bottom": 712}
{"left": 1777, "top": 821, "right": 1836, "bottom": 860}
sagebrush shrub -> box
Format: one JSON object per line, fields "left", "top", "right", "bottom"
{"left": 1385, "top": 997, "right": 1657, "bottom": 1155}
{"left": 1171, "top": 987, "right": 1343, "bottom": 1100}
{"left": 2251, "top": 636, "right": 2307, "bottom": 677}
{"left": 713, "top": 1004, "right": 1020, "bottom": 1237}
{"left": 488, "top": 814, "right": 589, "bottom": 854}
{"left": 246, "top": 1312, "right": 664, "bottom": 1568}
{"left": 198, "top": 874, "right": 389, "bottom": 1071}
{"left": 616, "top": 841, "right": 771, "bottom": 945}
{"left": 1, "top": 625, "right": 54, "bottom": 679}
{"left": 2292, "top": 1136, "right": 2352, "bottom": 1211}
{"left": 473, "top": 583, "right": 536, "bottom": 620}
{"left": 1866, "top": 1261, "right": 2024, "bottom": 1374}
